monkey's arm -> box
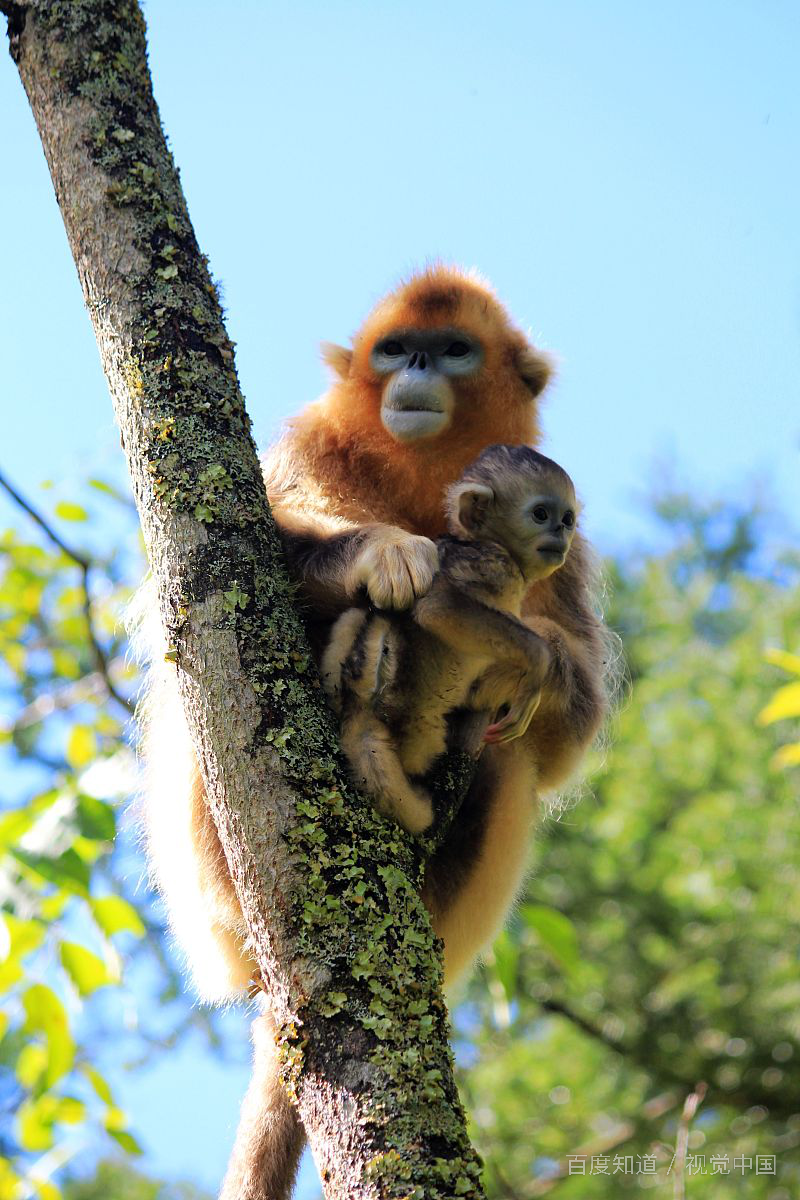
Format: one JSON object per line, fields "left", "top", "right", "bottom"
{"left": 518, "top": 536, "right": 609, "bottom": 786}
{"left": 414, "top": 580, "right": 551, "bottom": 742}
{"left": 414, "top": 580, "right": 549, "bottom": 674}
{"left": 280, "top": 523, "right": 439, "bottom": 614}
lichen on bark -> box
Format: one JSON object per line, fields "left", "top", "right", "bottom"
{"left": 2, "top": 1, "right": 486, "bottom": 1196}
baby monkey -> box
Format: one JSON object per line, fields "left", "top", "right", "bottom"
{"left": 321, "top": 445, "right": 578, "bottom": 834}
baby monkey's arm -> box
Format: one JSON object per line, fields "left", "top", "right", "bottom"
{"left": 413, "top": 580, "right": 552, "bottom": 743}
{"left": 414, "top": 578, "right": 549, "bottom": 671}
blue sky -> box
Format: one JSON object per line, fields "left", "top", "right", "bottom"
{"left": 1, "top": 1, "right": 799, "bottom": 1194}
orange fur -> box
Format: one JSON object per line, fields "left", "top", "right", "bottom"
{"left": 261, "top": 265, "right": 607, "bottom": 983}
{"left": 266, "top": 266, "right": 549, "bottom": 540}
{"left": 137, "top": 266, "right": 608, "bottom": 1200}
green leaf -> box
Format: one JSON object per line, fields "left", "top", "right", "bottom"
{"left": 521, "top": 904, "right": 580, "bottom": 973}
{"left": 79, "top": 1062, "right": 114, "bottom": 1105}
{"left": 59, "top": 942, "right": 117, "bottom": 995}
{"left": 107, "top": 1128, "right": 144, "bottom": 1156}
{"left": 0, "top": 792, "right": 59, "bottom": 851}
{"left": 491, "top": 929, "right": 519, "bottom": 1002}
{"left": 0, "top": 806, "right": 38, "bottom": 850}
{"left": 765, "top": 647, "right": 800, "bottom": 675}
{"left": 2, "top": 913, "right": 46, "bottom": 963}
{"left": 758, "top": 680, "right": 800, "bottom": 725}
{"left": 105, "top": 1106, "right": 143, "bottom": 1155}
{"left": 22, "top": 984, "right": 75, "bottom": 1086}
{"left": 52, "top": 1095, "right": 85, "bottom": 1124}
{"left": 75, "top": 793, "right": 116, "bottom": 842}
{"left": 0, "top": 956, "right": 23, "bottom": 991}
{"left": 91, "top": 896, "right": 145, "bottom": 938}
{"left": 0, "top": 1162, "right": 21, "bottom": 1196}
{"left": 88, "top": 478, "right": 115, "bottom": 496}
{"left": 12, "top": 847, "right": 91, "bottom": 897}
{"left": 16, "top": 1043, "right": 48, "bottom": 1089}
{"left": 17, "top": 1094, "right": 86, "bottom": 1152}
{"left": 18, "top": 1098, "right": 55, "bottom": 1151}
{"left": 66, "top": 725, "right": 98, "bottom": 769}
{"left": 54, "top": 501, "right": 88, "bottom": 522}
{"left": 773, "top": 741, "right": 800, "bottom": 768}
{"left": 40, "top": 892, "right": 69, "bottom": 922}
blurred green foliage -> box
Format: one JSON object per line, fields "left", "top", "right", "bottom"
{"left": 462, "top": 499, "right": 800, "bottom": 1197}
{"left": 758, "top": 648, "right": 800, "bottom": 769}
{"left": 1, "top": 481, "right": 798, "bottom": 1199}
{"left": 62, "top": 1158, "right": 211, "bottom": 1200}
{"left": 0, "top": 482, "right": 217, "bottom": 1200}
{"left": 0, "top": 485, "right": 145, "bottom": 1199}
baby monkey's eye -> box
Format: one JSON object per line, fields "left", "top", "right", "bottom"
{"left": 381, "top": 341, "right": 405, "bottom": 357}
{"left": 445, "top": 341, "right": 471, "bottom": 358}
{"left": 562, "top": 510, "right": 575, "bottom": 528}
{"left": 532, "top": 505, "right": 549, "bottom": 522}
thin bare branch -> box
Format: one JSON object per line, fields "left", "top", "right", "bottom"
{"left": 539, "top": 996, "right": 625, "bottom": 1054}
{"left": 672, "top": 1082, "right": 707, "bottom": 1200}
{"left": 0, "top": 467, "right": 134, "bottom": 714}
{"left": 527, "top": 1092, "right": 678, "bottom": 1197}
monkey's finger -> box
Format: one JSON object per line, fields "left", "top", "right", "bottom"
{"left": 484, "top": 695, "right": 541, "bottom": 743}
{"left": 384, "top": 547, "right": 417, "bottom": 609}
{"left": 355, "top": 531, "right": 438, "bottom": 609}
{"left": 403, "top": 536, "right": 439, "bottom": 596}
{"left": 485, "top": 725, "right": 524, "bottom": 745}
{"left": 382, "top": 543, "right": 437, "bottom": 607}
{"left": 359, "top": 547, "right": 412, "bottom": 609}
{"left": 482, "top": 715, "right": 513, "bottom": 734}
{"left": 384, "top": 540, "right": 437, "bottom": 607}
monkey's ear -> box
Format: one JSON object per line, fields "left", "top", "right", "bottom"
{"left": 450, "top": 483, "right": 495, "bottom": 536}
{"left": 321, "top": 342, "right": 353, "bottom": 380}
{"left": 515, "top": 343, "right": 553, "bottom": 398}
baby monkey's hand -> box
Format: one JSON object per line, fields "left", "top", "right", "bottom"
{"left": 483, "top": 681, "right": 542, "bottom": 744}
{"left": 483, "top": 636, "right": 552, "bottom": 744}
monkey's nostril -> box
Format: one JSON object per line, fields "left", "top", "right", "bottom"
{"left": 419, "top": 352, "right": 428, "bottom": 369}
{"left": 408, "top": 351, "right": 418, "bottom": 368}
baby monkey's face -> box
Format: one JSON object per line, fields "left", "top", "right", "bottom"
{"left": 451, "top": 467, "right": 578, "bottom": 580}
{"left": 518, "top": 486, "right": 576, "bottom": 577}
{"left": 491, "top": 476, "right": 576, "bottom": 579}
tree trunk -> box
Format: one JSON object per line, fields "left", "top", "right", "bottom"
{"left": 0, "top": 3, "right": 485, "bottom": 1197}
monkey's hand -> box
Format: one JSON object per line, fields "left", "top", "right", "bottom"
{"left": 483, "top": 683, "right": 542, "bottom": 745}
{"left": 350, "top": 527, "right": 438, "bottom": 610}
{"left": 482, "top": 639, "right": 552, "bottom": 744}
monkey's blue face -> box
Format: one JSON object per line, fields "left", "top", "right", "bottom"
{"left": 369, "top": 328, "right": 483, "bottom": 443}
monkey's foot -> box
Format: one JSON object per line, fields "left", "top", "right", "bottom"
{"left": 247, "top": 969, "right": 266, "bottom": 999}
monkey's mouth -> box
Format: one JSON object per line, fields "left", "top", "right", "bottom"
{"left": 380, "top": 406, "right": 449, "bottom": 442}
{"left": 537, "top": 542, "right": 566, "bottom": 560}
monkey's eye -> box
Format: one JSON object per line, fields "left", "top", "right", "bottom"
{"left": 532, "top": 505, "right": 549, "bottom": 523}
{"left": 445, "top": 341, "right": 471, "bottom": 358}
{"left": 562, "top": 510, "right": 575, "bottom": 528}
{"left": 380, "top": 340, "right": 405, "bottom": 357}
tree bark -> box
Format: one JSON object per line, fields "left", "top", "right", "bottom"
{"left": 1, "top": 3, "right": 485, "bottom": 1197}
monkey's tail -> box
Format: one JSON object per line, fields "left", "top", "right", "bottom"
{"left": 341, "top": 709, "right": 433, "bottom": 834}
{"left": 219, "top": 1009, "right": 305, "bottom": 1200}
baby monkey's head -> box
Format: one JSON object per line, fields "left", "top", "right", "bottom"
{"left": 446, "top": 444, "right": 578, "bottom": 580}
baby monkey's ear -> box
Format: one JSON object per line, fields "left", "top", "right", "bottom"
{"left": 450, "top": 483, "right": 495, "bottom": 536}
